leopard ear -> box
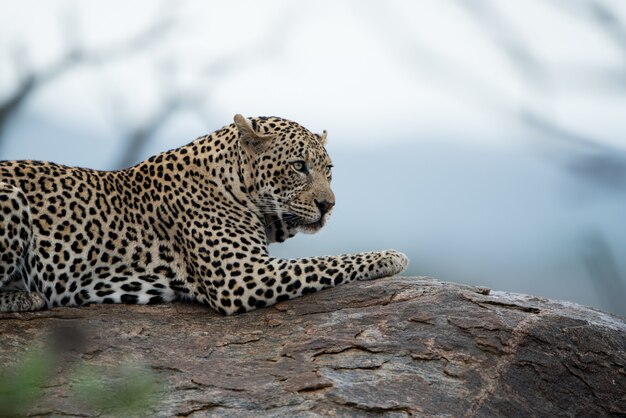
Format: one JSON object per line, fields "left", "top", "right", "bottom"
{"left": 234, "top": 114, "right": 272, "bottom": 154}
{"left": 317, "top": 130, "right": 328, "bottom": 145}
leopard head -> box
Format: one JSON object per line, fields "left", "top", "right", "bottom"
{"left": 234, "top": 114, "right": 335, "bottom": 243}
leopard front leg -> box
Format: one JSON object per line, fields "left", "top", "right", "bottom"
{"left": 204, "top": 249, "right": 409, "bottom": 315}
{"left": 0, "top": 182, "right": 47, "bottom": 312}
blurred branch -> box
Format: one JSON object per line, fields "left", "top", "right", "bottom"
{"left": 454, "top": 0, "right": 551, "bottom": 90}
{"left": 545, "top": 0, "right": 626, "bottom": 92}
{"left": 580, "top": 231, "right": 626, "bottom": 316}
{"left": 549, "top": 65, "right": 626, "bottom": 93}
{"left": 115, "top": 100, "right": 190, "bottom": 170}
{"left": 0, "top": 66, "right": 37, "bottom": 145}
{"left": 358, "top": 0, "right": 626, "bottom": 193}
{"left": 548, "top": 0, "right": 626, "bottom": 60}
{"left": 203, "top": 8, "right": 296, "bottom": 79}
{"left": 522, "top": 111, "right": 626, "bottom": 191}
{"left": 588, "top": 0, "right": 626, "bottom": 55}
{"left": 0, "top": 8, "right": 174, "bottom": 152}
{"left": 111, "top": 7, "right": 297, "bottom": 169}
{"left": 112, "top": 61, "right": 204, "bottom": 169}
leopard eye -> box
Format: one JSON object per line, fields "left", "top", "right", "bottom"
{"left": 292, "top": 161, "right": 307, "bottom": 173}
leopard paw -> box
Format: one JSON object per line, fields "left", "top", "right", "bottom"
{"left": 360, "top": 249, "right": 409, "bottom": 281}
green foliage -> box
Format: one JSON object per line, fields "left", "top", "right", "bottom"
{"left": 73, "top": 363, "right": 163, "bottom": 416}
{"left": 0, "top": 345, "right": 161, "bottom": 417}
{"left": 0, "top": 346, "right": 53, "bottom": 417}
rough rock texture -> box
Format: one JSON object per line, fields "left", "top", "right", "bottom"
{"left": 1, "top": 277, "right": 625, "bottom": 417}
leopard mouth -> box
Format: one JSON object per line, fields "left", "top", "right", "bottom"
{"left": 306, "top": 218, "right": 324, "bottom": 228}
{"left": 297, "top": 215, "right": 326, "bottom": 233}
{"left": 283, "top": 211, "right": 328, "bottom": 233}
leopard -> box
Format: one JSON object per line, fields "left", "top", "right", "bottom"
{"left": 0, "top": 114, "right": 409, "bottom": 315}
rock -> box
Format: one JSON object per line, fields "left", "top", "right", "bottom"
{"left": 0, "top": 277, "right": 624, "bottom": 417}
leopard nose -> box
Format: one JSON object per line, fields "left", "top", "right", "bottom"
{"left": 315, "top": 199, "right": 335, "bottom": 217}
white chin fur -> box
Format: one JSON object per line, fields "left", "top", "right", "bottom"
{"left": 296, "top": 212, "right": 331, "bottom": 234}
{"left": 297, "top": 224, "right": 322, "bottom": 234}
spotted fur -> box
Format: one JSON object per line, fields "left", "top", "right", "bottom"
{"left": 0, "top": 115, "right": 408, "bottom": 314}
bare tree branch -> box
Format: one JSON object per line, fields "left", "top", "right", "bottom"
{"left": 116, "top": 101, "right": 184, "bottom": 169}
{"left": 522, "top": 111, "right": 626, "bottom": 191}
{"left": 0, "top": 75, "right": 37, "bottom": 144}
{"left": 581, "top": 231, "right": 626, "bottom": 316}
{"left": 0, "top": 8, "right": 174, "bottom": 153}
{"left": 111, "top": 7, "right": 297, "bottom": 169}
{"left": 548, "top": 0, "right": 626, "bottom": 60}
{"left": 454, "top": 0, "right": 551, "bottom": 90}
{"left": 357, "top": 0, "right": 626, "bottom": 192}
{"left": 112, "top": 60, "right": 205, "bottom": 169}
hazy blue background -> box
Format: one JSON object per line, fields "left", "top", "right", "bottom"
{"left": 1, "top": 0, "right": 625, "bottom": 315}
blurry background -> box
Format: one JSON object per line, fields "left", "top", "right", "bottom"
{"left": 1, "top": 0, "right": 625, "bottom": 315}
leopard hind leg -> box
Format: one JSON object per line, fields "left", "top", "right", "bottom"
{"left": 0, "top": 182, "right": 46, "bottom": 312}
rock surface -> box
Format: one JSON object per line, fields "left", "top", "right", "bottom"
{"left": 0, "top": 276, "right": 625, "bottom": 417}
